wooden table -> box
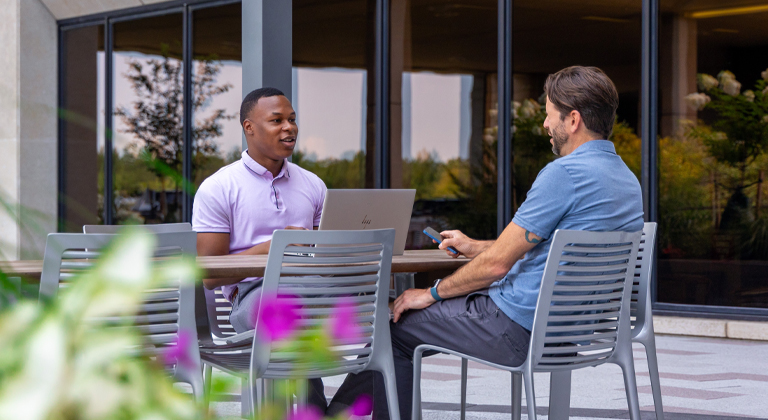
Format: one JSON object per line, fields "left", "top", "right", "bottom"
{"left": 0, "top": 249, "right": 469, "bottom": 280}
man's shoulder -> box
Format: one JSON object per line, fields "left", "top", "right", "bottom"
{"left": 286, "top": 161, "right": 327, "bottom": 188}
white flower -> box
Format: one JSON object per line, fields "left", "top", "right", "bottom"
{"left": 518, "top": 99, "right": 539, "bottom": 119}
{"left": 685, "top": 92, "right": 711, "bottom": 111}
{"left": 744, "top": 90, "right": 755, "bottom": 102}
{"left": 763, "top": 86, "right": 768, "bottom": 97}
{"left": 722, "top": 78, "right": 742, "bottom": 96}
{"left": 763, "top": 115, "right": 768, "bottom": 124}
{"left": 717, "top": 70, "right": 736, "bottom": 84}
{"left": 762, "top": 68, "right": 768, "bottom": 81}
{"left": 697, "top": 73, "right": 718, "bottom": 90}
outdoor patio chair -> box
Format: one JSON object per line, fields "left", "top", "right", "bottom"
{"left": 455, "top": 223, "right": 663, "bottom": 420}
{"left": 39, "top": 231, "right": 205, "bottom": 401}
{"left": 412, "top": 229, "right": 643, "bottom": 420}
{"left": 83, "top": 223, "right": 245, "bottom": 403}
{"left": 199, "top": 228, "right": 401, "bottom": 419}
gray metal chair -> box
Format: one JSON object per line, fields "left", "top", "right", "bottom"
{"left": 82, "top": 223, "right": 242, "bottom": 404}
{"left": 413, "top": 229, "right": 643, "bottom": 420}
{"left": 454, "top": 223, "right": 663, "bottom": 420}
{"left": 39, "top": 231, "right": 205, "bottom": 401}
{"left": 200, "top": 228, "right": 401, "bottom": 419}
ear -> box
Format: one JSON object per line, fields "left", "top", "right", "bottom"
{"left": 242, "top": 119, "right": 253, "bottom": 135}
{"left": 567, "top": 110, "right": 582, "bottom": 134}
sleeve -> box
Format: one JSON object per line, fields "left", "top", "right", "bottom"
{"left": 313, "top": 179, "right": 327, "bottom": 227}
{"left": 192, "top": 178, "right": 231, "bottom": 233}
{"left": 511, "top": 162, "right": 576, "bottom": 240}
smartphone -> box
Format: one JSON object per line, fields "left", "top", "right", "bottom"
{"left": 423, "top": 227, "right": 459, "bottom": 255}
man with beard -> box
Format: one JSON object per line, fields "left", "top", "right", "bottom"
{"left": 325, "top": 66, "right": 644, "bottom": 420}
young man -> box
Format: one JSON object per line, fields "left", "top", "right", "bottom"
{"left": 327, "top": 66, "right": 645, "bottom": 419}
{"left": 192, "top": 87, "right": 328, "bottom": 408}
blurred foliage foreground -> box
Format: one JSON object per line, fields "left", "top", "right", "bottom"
{"left": 0, "top": 230, "right": 371, "bottom": 420}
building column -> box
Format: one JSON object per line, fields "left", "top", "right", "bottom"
{"left": 242, "top": 0, "right": 292, "bottom": 150}
{"left": 0, "top": 0, "right": 57, "bottom": 260}
{"left": 660, "top": 13, "right": 697, "bottom": 137}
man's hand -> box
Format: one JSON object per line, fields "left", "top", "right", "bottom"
{"left": 392, "top": 288, "right": 436, "bottom": 322}
{"left": 440, "top": 230, "right": 483, "bottom": 258}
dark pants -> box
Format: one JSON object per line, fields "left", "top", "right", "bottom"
{"left": 229, "top": 281, "right": 328, "bottom": 411}
{"left": 328, "top": 289, "right": 531, "bottom": 420}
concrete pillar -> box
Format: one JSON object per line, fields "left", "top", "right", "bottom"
{"left": 660, "top": 14, "right": 697, "bottom": 137}
{"left": 0, "top": 0, "right": 57, "bottom": 260}
{"left": 242, "top": 0, "right": 292, "bottom": 150}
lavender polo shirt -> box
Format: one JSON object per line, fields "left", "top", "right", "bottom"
{"left": 192, "top": 150, "right": 327, "bottom": 300}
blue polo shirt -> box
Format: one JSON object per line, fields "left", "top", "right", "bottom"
{"left": 489, "top": 140, "right": 643, "bottom": 331}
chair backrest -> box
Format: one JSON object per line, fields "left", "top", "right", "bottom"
{"left": 83, "top": 223, "right": 192, "bottom": 234}
{"left": 82, "top": 223, "right": 236, "bottom": 340}
{"left": 39, "top": 231, "right": 201, "bottom": 369}
{"left": 630, "top": 222, "right": 657, "bottom": 338}
{"left": 528, "top": 229, "right": 642, "bottom": 372}
{"left": 249, "top": 229, "right": 395, "bottom": 379}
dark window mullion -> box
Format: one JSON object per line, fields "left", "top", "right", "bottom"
{"left": 182, "top": 5, "right": 194, "bottom": 222}
{"left": 375, "top": 0, "right": 389, "bottom": 189}
{"left": 497, "top": 0, "right": 513, "bottom": 235}
{"left": 105, "top": 19, "right": 114, "bottom": 225}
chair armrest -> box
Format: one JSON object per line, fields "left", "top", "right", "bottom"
{"left": 224, "top": 329, "right": 255, "bottom": 345}
{"left": 198, "top": 337, "right": 252, "bottom": 351}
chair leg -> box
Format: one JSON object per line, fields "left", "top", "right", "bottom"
{"left": 523, "top": 369, "right": 536, "bottom": 420}
{"left": 203, "top": 364, "right": 213, "bottom": 414}
{"left": 511, "top": 372, "right": 522, "bottom": 420}
{"left": 642, "top": 338, "right": 665, "bottom": 420}
{"left": 460, "top": 358, "right": 468, "bottom": 420}
{"left": 241, "top": 378, "right": 252, "bottom": 419}
{"left": 411, "top": 347, "right": 427, "bottom": 420}
{"left": 616, "top": 349, "right": 642, "bottom": 420}
{"left": 548, "top": 371, "right": 571, "bottom": 420}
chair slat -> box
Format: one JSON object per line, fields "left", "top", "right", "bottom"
{"left": 280, "top": 264, "right": 380, "bottom": 276}
{"left": 554, "top": 265, "right": 629, "bottom": 273}
{"left": 543, "top": 331, "right": 617, "bottom": 343}
{"left": 279, "top": 274, "right": 379, "bottom": 285}
{"left": 552, "top": 282, "right": 625, "bottom": 293}
{"left": 284, "top": 244, "right": 383, "bottom": 254}
{"left": 279, "top": 284, "right": 377, "bottom": 296}
{"left": 61, "top": 250, "right": 100, "bottom": 259}
{"left": 548, "top": 301, "right": 621, "bottom": 313}
{"left": 550, "top": 291, "right": 623, "bottom": 302}
{"left": 559, "top": 254, "right": 632, "bottom": 263}
{"left": 562, "top": 244, "right": 634, "bottom": 253}
{"left": 547, "top": 310, "right": 620, "bottom": 323}
{"left": 543, "top": 341, "right": 616, "bottom": 354}
{"left": 545, "top": 320, "right": 618, "bottom": 333}
{"left": 282, "top": 254, "right": 382, "bottom": 265}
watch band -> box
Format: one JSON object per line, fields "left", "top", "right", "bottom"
{"left": 430, "top": 278, "right": 443, "bottom": 302}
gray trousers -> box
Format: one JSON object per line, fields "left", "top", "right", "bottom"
{"left": 328, "top": 289, "right": 531, "bottom": 420}
{"left": 229, "top": 281, "right": 328, "bottom": 410}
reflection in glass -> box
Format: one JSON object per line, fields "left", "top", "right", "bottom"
{"left": 60, "top": 25, "right": 105, "bottom": 232}
{"left": 658, "top": 1, "right": 768, "bottom": 308}
{"left": 291, "top": 0, "right": 374, "bottom": 189}
{"left": 394, "top": 0, "right": 498, "bottom": 249}
{"left": 192, "top": 3, "right": 242, "bottom": 188}
{"left": 112, "top": 13, "right": 184, "bottom": 224}
{"left": 512, "top": 0, "right": 642, "bottom": 211}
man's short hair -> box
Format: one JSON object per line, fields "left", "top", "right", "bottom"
{"left": 544, "top": 66, "right": 619, "bottom": 139}
{"left": 240, "top": 87, "right": 286, "bottom": 125}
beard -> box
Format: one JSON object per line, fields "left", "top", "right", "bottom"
{"left": 550, "top": 123, "right": 568, "bottom": 156}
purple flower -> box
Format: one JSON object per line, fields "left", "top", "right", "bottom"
{"left": 328, "top": 298, "right": 361, "bottom": 342}
{"left": 253, "top": 294, "right": 300, "bottom": 342}
{"left": 163, "top": 330, "right": 195, "bottom": 369}
{"left": 287, "top": 406, "right": 323, "bottom": 420}
{"left": 349, "top": 394, "right": 373, "bottom": 416}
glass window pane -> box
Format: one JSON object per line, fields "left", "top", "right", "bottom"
{"left": 60, "top": 24, "right": 105, "bottom": 232}
{"left": 112, "top": 13, "right": 184, "bottom": 224}
{"left": 513, "top": 0, "right": 642, "bottom": 210}
{"left": 192, "top": 3, "right": 243, "bottom": 188}
{"left": 394, "top": 0, "right": 498, "bottom": 249}
{"left": 658, "top": 1, "right": 768, "bottom": 308}
{"left": 292, "top": 0, "right": 374, "bottom": 188}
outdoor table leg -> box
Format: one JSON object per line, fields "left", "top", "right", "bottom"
{"left": 548, "top": 371, "right": 572, "bottom": 420}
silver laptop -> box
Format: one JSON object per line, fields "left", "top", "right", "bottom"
{"left": 319, "top": 189, "right": 416, "bottom": 255}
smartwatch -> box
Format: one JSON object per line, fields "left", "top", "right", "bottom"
{"left": 430, "top": 278, "right": 444, "bottom": 302}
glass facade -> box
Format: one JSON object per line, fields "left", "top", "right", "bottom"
{"left": 112, "top": 12, "right": 185, "bottom": 225}
{"left": 657, "top": 1, "right": 768, "bottom": 310}
{"left": 56, "top": 0, "right": 768, "bottom": 317}
{"left": 393, "top": 0, "right": 498, "bottom": 249}
{"left": 59, "top": 24, "right": 105, "bottom": 232}
{"left": 291, "top": 0, "right": 375, "bottom": 189}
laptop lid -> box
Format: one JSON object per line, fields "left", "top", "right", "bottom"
{"left": 319, "top": 189, "right": 416, "bottom": 255}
